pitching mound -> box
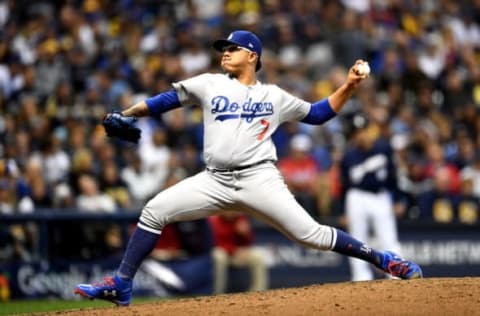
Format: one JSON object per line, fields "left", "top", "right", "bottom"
{"left": 46, "top": 277, "right": 479, "bottom": 315}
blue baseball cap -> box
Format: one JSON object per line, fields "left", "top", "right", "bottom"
{"left": 213, "top": 30, "right": 262, "bottom": 71}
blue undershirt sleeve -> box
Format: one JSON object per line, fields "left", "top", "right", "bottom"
{"left": 301, "top": 98, "right": 337, "bottom": 125}
{"left": 145, "top": 89, "right": 182, "bottom": 117}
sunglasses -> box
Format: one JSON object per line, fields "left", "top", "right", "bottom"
{"left": 222, "top": 45, "right": 254, "bottom": 53}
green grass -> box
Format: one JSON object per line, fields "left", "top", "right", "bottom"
{"left": 0, "top": 297, "right": 160, "bottom": 315}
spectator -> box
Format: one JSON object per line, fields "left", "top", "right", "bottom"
{"left": 0, "top": 158, "right": 32, "bottom": 214}
{"left": 441, "top": 69, "right": 473, "bottom": 116}
{"left": 34, "top": 38, "right": 69, "bottom": 99}
{"left": 460, "top": 152, "right": 480, "bottom": 199}
{"left": 76, "top": 174, "right": 116, "bottom": 213}
{"left": 446, "top": 9, "right": 480, "bottom": 48}
{"left": 417, "top": 33, "right": 447, "bottom": 80}
{"left": 121, "top": 151, "right": 159, "bottom": 207}
{"left": 457, "top": 168, "right": 479, "bottom": 224}
{"left": 453, "top": 133, "right": 476, "bottom": 170}
{"left": 417, "top": 166, "right": 459, "bottom": 223}
{"left": 401, "top": 51, "right": 429, "bottom": 95}
{"left": 151, "top": 216, "right": 213, "bottom": 261}
{"left": 29, "top": 135, "right": 71, "bottom": 187}
{"left": 29, "top": 176, "right": 51, "bottom": 209}
{"left": 138, "top": 125, "right": 171, "bottom": 190}
{"left": 424, "top": 141, "right": 461, "bottom": 194}
{"left": 334, "top": 10, "right": 368, "bottom": 69}
{"left": 0, "top": 224, "right": 32, "bottom": 263}
{"left": 179, "top": 40, "right": 211, "bottom": 76}
{"left": 0, "top": 178, "right": 15, "bottom": 214}
{"left": 99, "top": 160, "right": 132, "bottom": 209}
{"left": 209, "top": 212, "right": 268, "bottom": 294}
{"left": 278, "top": 134, "right": 323, "bottom": 217}
{"left": 69, "top": 148, "right": 95, "bottom": 194}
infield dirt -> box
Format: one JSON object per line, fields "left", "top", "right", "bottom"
{"left": 41, "top": 277, "right": 479, "bottom": 316}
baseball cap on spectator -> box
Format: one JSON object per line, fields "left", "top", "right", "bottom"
{"left": 213, "top": 30, "right": 262, "bottom": 71}
{"left": 290, "top": 134, "right": 312, "bottom": 152}
{"left": 345, "top": 113, "right": 369, "bottom": 138}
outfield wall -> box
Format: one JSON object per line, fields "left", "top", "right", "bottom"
{"left": 1, "top": 212, "right": 479, "bottom": 300}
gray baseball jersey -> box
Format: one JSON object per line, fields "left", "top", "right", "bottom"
{"left": 139, "top": 72, "right": 336, "bottom": 252}
{"left": 172, "top": 73, "right": 310, "bottom": 168}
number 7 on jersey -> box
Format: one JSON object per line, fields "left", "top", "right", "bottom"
{"left": 257, "top": 119, "right": 270, "bottom": 141}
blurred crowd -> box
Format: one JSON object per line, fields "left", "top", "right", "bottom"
{"left": 0, "top": 0, "right": 479, "bottom": 228}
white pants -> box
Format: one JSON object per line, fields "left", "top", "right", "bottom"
{"left": 346, "top": 188, "right": 401, "bottom": 281}
{"left": 139, "top": 163, "right": 335, "bottom": 251}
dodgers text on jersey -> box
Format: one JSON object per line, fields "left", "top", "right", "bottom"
{"left": 211, "top": 95, "right": 274, "bottom": 122}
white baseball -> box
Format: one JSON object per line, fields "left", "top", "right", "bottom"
{"left": 356, "top": 62, "right": 370, "bottom": 76}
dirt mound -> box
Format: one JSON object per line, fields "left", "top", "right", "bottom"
{"left": 45, "top": 277, "right": 479, "bottom": 316}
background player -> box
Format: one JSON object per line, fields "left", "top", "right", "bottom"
{"left": 74, "top": 30, "right": 422, "bottom": 306}
{"left": 341, "top": 113, "right": 403, "bottom": 281}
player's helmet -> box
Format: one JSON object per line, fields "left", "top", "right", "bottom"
{"left": 213, "top": 30, "right": 262, "bottom": 71}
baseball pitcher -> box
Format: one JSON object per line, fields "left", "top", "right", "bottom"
{"left": 75, "top": 30, "right": 422, "bottom": 306}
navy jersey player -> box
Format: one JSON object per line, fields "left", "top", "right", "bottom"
{"left": 74, "top": 30, "right": 422, "bottom": 306}
{"left": 341, "top": 113, "right": 403, "bottom": 281}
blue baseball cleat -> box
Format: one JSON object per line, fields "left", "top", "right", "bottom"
{"left": 74, "top": 275, "right": 132, "bottom": 306}
{"left": 381, "top": 251, "right": 423, "bottom": 279}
